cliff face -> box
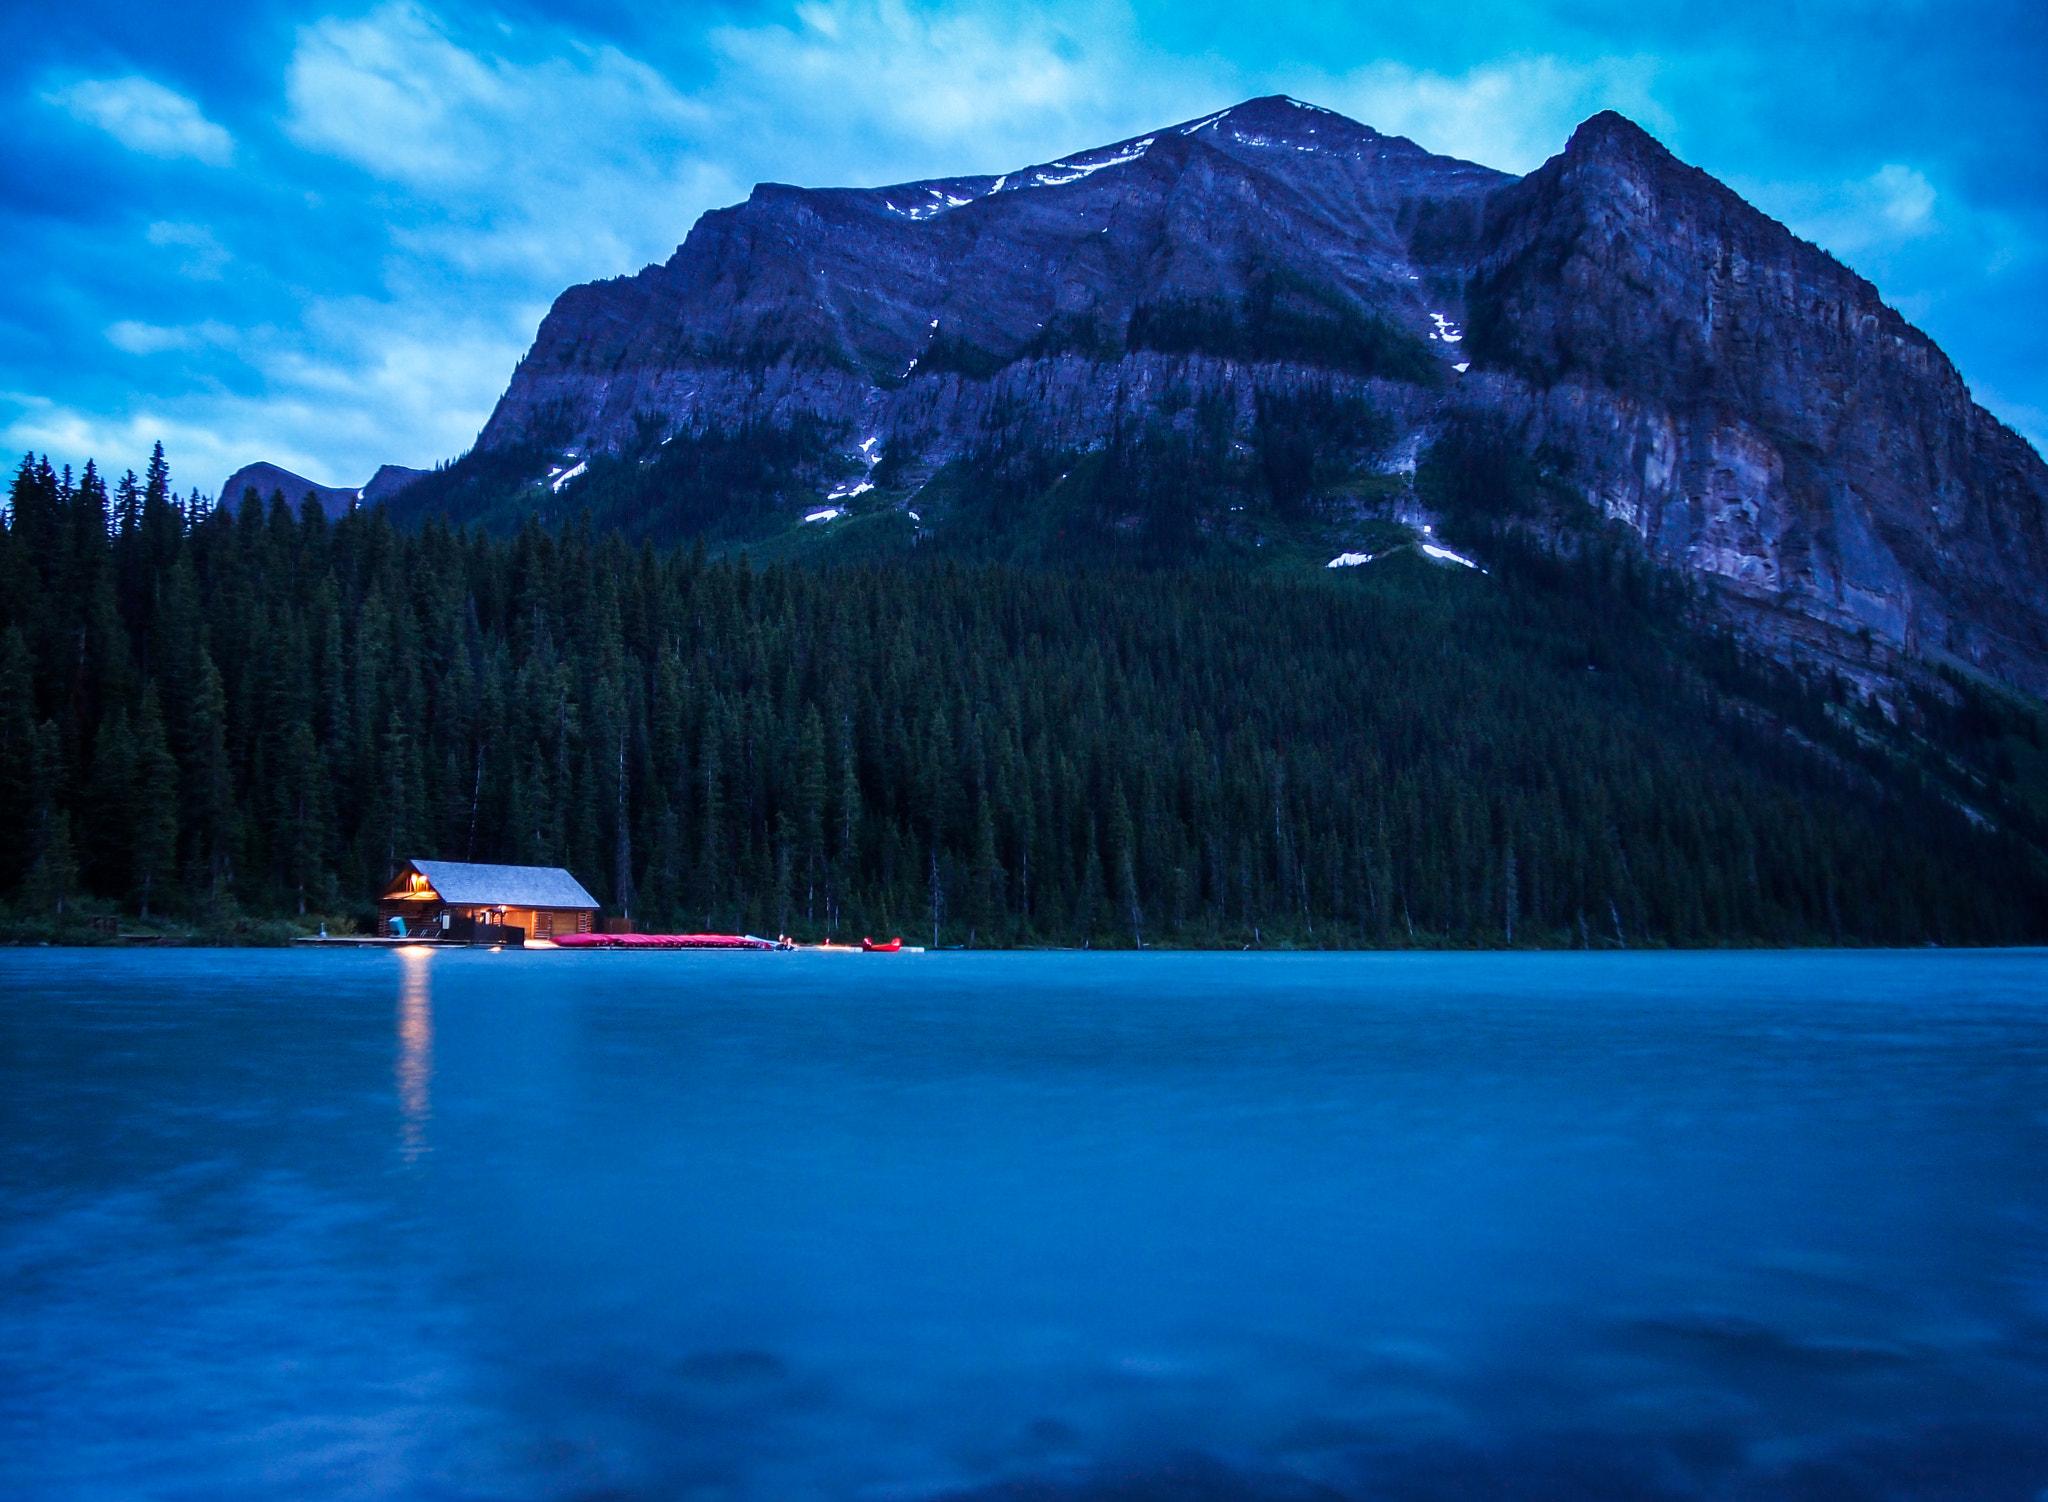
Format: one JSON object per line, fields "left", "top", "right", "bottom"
{"left": 476, "top": 96, "right": 1501, "bottom": 456}
{"left": 460, "top": 95, "right": 2048, "bottom": 695}
{"left": 1465, "top": 112, "right": 2048, "bottom": 692}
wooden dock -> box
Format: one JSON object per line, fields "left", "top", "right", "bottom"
{"left": 288, "top": 935, "right": 925, "bottom": 952}
{"left": 291, "top": 936, "right": 511, "bottom": 949}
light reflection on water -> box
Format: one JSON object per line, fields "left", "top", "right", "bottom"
{"left": 2, "top": 948, "right": 2047, "bottom": 1501}
{"left": 396, "top": 948, "right": 433, "bottom": 1163}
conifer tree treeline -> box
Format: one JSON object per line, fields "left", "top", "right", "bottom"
{"left": 4, "top": 447, "right": 2043, "bottom": 945}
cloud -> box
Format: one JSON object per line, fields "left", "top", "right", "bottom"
{"left": 1297, "top": 55, "right": 1673, "bottom": 174}
{"left": 13, "top": 0, "right": 2041, "bottom": 500}
{"left": 4, "top": 1, "right": 730, "bottom": 492}
{"left": 145, "top": 222, "right": 232, "bottom": 280}
{"left": 6, "top": 294, "right": 529, "bottom": 494}
{"left": 236, "top": 0, "right": 1219, "bottom": 486}
{"left": 1, "top": 393, "right": 249, "bottom": 496}
{"left": 282, "top": 2, "right": 733, "bottom": 284}
{"left": 43, "top": 77, "right": 235, "bottom": 165}
{"left": 1745, "top": 163, "right": 1940, "bottom": 259}
{"left": 704, "top": 0, "right": 1210, "bottom": 180}
{"left": 1869, "top": 165, "right": 1938, "bottom": 234}
{"left": 21, "top": 6, "right": 1675, "bottom": 493}
{"left": 104, "top": 319, "right": 237, "bottom": 355}
{"left": 248, "top": 0, "right": 1203, "bottom": 487}
{"left": 283, "top": 0, "right": 711, "bottom": 190}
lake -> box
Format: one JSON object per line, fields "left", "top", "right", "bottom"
{"left": 3, "top": 948, "right": 2046, "bottom": 1500}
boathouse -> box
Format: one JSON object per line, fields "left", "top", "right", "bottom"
{"left": 377, "top": 860, "right": 600, "bottom": 942}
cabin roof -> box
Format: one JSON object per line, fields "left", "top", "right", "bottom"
{"left": 398, "top": 859, "right": 600, "bottom": 909}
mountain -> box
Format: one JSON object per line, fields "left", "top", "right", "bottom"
{"left": 220, "top": 460, "right": 430, "bottom": 517}
{"left": 360, "top": 464, "right": 428, "bottom": 506}
{"left": 219, "top": 461, "right": 358, "bottom": 520}
{"left": 1462, "top": 112, "right": 2048, "bottom": 697}
{"left": 396, "top": 95, "right": 2048, "bottom": 698}
{"left": 15, "top": 94, "right": 2048, "bottom": 941}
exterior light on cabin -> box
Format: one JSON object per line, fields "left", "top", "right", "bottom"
{"left": 376, "top": 860, "right": 601, "bottom": 946}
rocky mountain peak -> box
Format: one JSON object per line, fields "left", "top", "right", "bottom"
{"left": 218, "top": 461, "right": 357, "bottom": 520}
{"left": 422, "top": 98, "right": 2048, "bottom": 697}
{"left": 1562, "top": 108, "right": 1664, "bottom": 160}
{"left": 1188, "top": 93, "right": 1369, "bottom": 144}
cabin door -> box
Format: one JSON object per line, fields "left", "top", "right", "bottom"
{"left": 533, "top": 912, "right": 554, "bottom": 940}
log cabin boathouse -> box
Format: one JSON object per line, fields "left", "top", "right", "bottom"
{"left": 377, "top": 859, "right": 600, "bottom": 943}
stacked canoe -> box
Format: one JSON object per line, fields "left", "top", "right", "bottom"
{"left": 553, "top": 932, "right": 777, "bottom": 950}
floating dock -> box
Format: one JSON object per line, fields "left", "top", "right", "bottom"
{"left": 292, "top": 936, "right": 507, "bottom": 948}
{"left": 290, "top": 934, "right": 926, "bottom": 952}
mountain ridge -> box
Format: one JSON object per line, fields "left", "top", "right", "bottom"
{"left": 219, "top": 459, "right": 429, "bottom": 516}
{"left": 398, "top": 95, "right": 2048, "bottom": 698}
{"left": 219, "top": 461, "right": 358, "bottom": 520}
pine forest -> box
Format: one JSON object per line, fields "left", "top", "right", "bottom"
{"left": 4, "top": 446, "right": 2047, "bottom": 947}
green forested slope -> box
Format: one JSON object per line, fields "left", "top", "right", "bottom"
{"left": 5, "top": 449, "right": 2045, "bottom": 945}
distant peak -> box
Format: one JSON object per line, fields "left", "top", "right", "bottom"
{"left": 870, "top": 93, "right": 1367, "bottom": 214}
{"left": 1182, "top": 94, "right": 1367, "bottom": 136}
{"left": 1564, "top": 111, "right": 1671, "bottom": 162}
{"left": 1245, "top": 93, "right": 1344, "bottom": 117}
{"left": 219, "top": 460, "right": 360, "bottom": 520}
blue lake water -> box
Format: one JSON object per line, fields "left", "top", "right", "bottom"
{"left": 4, "top": 948, "right": 2048, "bottom": 1500}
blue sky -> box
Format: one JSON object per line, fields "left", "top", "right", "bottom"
{"left": 4, "top": 0, "right": 2044, "bottom": 499}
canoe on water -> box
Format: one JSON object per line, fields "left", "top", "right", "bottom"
{"left": 554, "top": 932, "right": 778, "bottom": 950}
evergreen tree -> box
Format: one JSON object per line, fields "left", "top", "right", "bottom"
{"left": 22, "top": 721, "right": 78, "bottom": 915}
{"left": 83, "top": 705, "right": 138, "bottom": 898}
{"left": 0, "top": 626, "right": 36, "bottom": 892}
{"left": 186, "top": 648, "right": 237, "bottom": 908}
{"left": 132, "top": 685, "right": 179, "bottom": 919}
{"left": 6, "top": 440, "right": 2048, "bottom": 947}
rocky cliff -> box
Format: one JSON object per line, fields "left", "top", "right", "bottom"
{"left": 449, "top": 95, "right": 2048, "bottom": 696}
{"left": 1464, "top": 112, "right": 2048, "bottom": 694}
{"left": 474, "top": 96, "right": 1497, "bottom": 456}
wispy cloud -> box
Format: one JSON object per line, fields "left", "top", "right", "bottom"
{"left": 1746, "top": 163, "right": 1941, "bottom": 259}
{"left": 283, "top": 1, "right": 733, "bottom": 284}
{"left": 43, "top": 76, "right": 234, "bottom": 165}
{"left": 104, "top": 319, "right": 237, "bottom": 355}
{"left": 6, "top": 294, "right": 531, "bottom": 494}
{"left": 144, "top": 222, "right": 232, "bottom": 280}
{"left": 101, "top": 0, "right": 1220, "bottom": 486}
{"left": 1, "top": 393, "right": 258, "bottom": 496}
{"left": 0, "top": 12, "right": 1688, "bottom": 488}
{"left": 705, "top": 0, "right": 1212, "bottom": 181}
{"left": 1298, "top": 55, "right": 1673, "bottom": 173}
{"left": 6, "top": 0, "right": 2043, "bottom": 488}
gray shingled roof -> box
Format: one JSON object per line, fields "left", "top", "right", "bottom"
{"left": 409, "top": 860, "right": 600, "bottom": 909}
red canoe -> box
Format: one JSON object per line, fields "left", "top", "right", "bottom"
{"left": 860, "top": 936, "right": 903, "bottom": 952}
{"left": 554, "top": 932, "right": 776, "bottom": 950}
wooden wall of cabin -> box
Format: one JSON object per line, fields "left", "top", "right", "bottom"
{"left": 493, "top": 909, "right": 594, "bottom": 939}
{"left": 372, "top": 901, "right": 594, "bottom": 939}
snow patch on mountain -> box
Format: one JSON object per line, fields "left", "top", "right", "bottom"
{"left": 886, "top": 186, "right": 986, "bottom": 221}
{"left": 824, "top": 433, "right": 883, "bottom": 501}
{"left": 1229, "top": 131, "right": 1321, "bottom": 152}
{"left": 1422, "top": 543, "right": 1482, "bottom": 570}
{"left": 997, "top": 138, "right": 1156, "bottom": 191}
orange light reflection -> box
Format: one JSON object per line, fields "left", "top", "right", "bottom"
{"left": 397, "top": 948, "right": 433, "bottom": 1162}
